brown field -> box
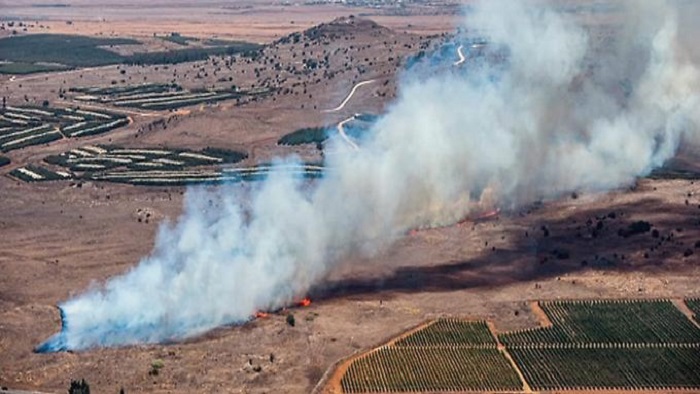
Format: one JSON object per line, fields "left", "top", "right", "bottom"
{"left": 0, "top": 0, "right": 461, "bottom": 42}
{"left": 1, "top": 1, "right": 700, "bottom": 393}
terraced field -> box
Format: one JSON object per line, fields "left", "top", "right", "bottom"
{"left": 336, "top": 300, "right": 700, "bottom": 393}
{"left": 0, "top": 105, "right": 128, "bottom": 152}
{"left": 9, "top": 144, "right": 324, "bottom": 186}
{"left": 70, "top": 83, "right": 270, "bottom": 111}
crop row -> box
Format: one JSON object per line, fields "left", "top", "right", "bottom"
{"left": 687, "top": 298, "right": 700, "bottom": 324}
{"left": 3, "top": 105, "right": 122, "bottom": 124}
{"left": 341, "top": 347, "right": 522, "bottom": 393}
{"left": 69, "top": 83, "right": 179, "bottom": 96}
{"left": 133, "top": 92, "right": 237, "bottom": 110}
{"left": 394, "top": 319, "right": 497, "bottom": 348}
{"left": 44, "top": 145, "right": 247, "bottom": 174}
{"left": 87, "top": 163, "right": 324, "bottom": 186}
{"left": 0, "top": 124, "right": 62, "bottom": 152}
{"left": 499, "top": 299, "right": 700, "bottom": 345}
{"left": 510, "top": 346, "right": 700, "bottom": 391}
{"left": 70, "top": 83, "right": 264, "bottom": 111}
{"left": 9, "top": 165, "right": 71, "bottom": 182}
{"left": 62, "top": 118, "right": 130, "bottom": 138}
{"left": 0, "top": 106, "right": 127, "bottom": 152}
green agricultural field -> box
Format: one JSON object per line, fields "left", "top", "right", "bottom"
{"left": 341, "top": 347, "right": 522, "bottom": 393}
{"left": 0, "top": 34, "right": 135, "bottom": 67}
{"left": 341, "top": 319, "right": 522, "bottom": 393}
{"left": 498, "top": 299, "right": 700, "bottom": 391}
{"left": 499, "top": 299, "right": 700, "bottom": 345}
{"left": 125, "top": 43, "right": 261, "bottom": 66}
{"left": 686, "top": 298, "right": 700, "bottom": 324}
{"left": 0, "top": 34, "right": 262, "bottom": 73}
{"left": 394, "top": 319, "right": 496, "bottom": 347}
{"left": 510, "top": 347, "right": 700, "bottom": 391}
{"left": 338, "top": 300, "right": 700, "bottom": 393}
{"left": 0, "top": 62, "right": 70, "bottom": 75}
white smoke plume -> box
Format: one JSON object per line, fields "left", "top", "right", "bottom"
{"left": 38, "top": 0, "right": 699, "bottom": 351}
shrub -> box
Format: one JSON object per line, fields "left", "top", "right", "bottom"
{"left": 149, "top": 359, "right": 164, "bottom": 376}
{"left": 619, "top": 221, "right": 652, "bottom": 238}
{"left": 286, "top": 313, "right": 296, "bottom": 327}
{"left": 68, "top": 379, "right": 90, "bottom": 394}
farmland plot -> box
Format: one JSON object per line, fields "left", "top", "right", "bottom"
{"left": 9, "top": 165, "right": 72, "bottom": 182}
{"left": 499, "top": 299, "right": 700, "bottom": 345}
{"left": 686, "top": 298, "right": 700, "bottom": 324}
{"left": 338, "top": 300, "right": 700, "bottom": 393}
{"left": 44, "top": 145, "right": 245, "bottom": 173}
{"left": 29, "top": 144, "right": 323, "bottom": 186}
{"left": 0, "top": 105, "right": 128, "bottom": 152}
{"left": 71, "top": 83, "right": 270, "bottom": 111}
{"left": 340, "top": 319, "right": 522, "bottom": 393}
{"left": 93, "top": 162, "right": 324, "bottom": 186}
{"left": 498, "top": 299, "right": 700, "bottom": 391}
{"left": 394, "top": 319, "right": 496, "bottom": 347}
{"left": 510, "top": 346, "right": 700, "bottom": 391}
{"left": 341, "top": 347, "right": 522, "bottom": 393}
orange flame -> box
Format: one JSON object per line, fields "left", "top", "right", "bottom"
{"left": 255, "top": 311, "right": 269, "bottom": 318}
{"left": 457, "top": 208, "right": 501, "bottom": 225}
{"left": 298, "top": 298, "right": 311, "bottom": 307}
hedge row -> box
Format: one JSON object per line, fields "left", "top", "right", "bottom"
{"left": 278, "top": 127, "right": 330, "bottom": 146}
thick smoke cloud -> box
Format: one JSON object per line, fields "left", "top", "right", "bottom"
{"left": 38, "top": 0, "right": 699, "bottom": 351}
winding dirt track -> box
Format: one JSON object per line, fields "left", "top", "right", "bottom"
{"left": 336, "top": 115, "right": 359, "bottom": 151}
{"left": 321, "top": 80, "right": 376, "bottom": 113}
{"left": 454, "top": 44, "right": 466, "bottom": 65}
